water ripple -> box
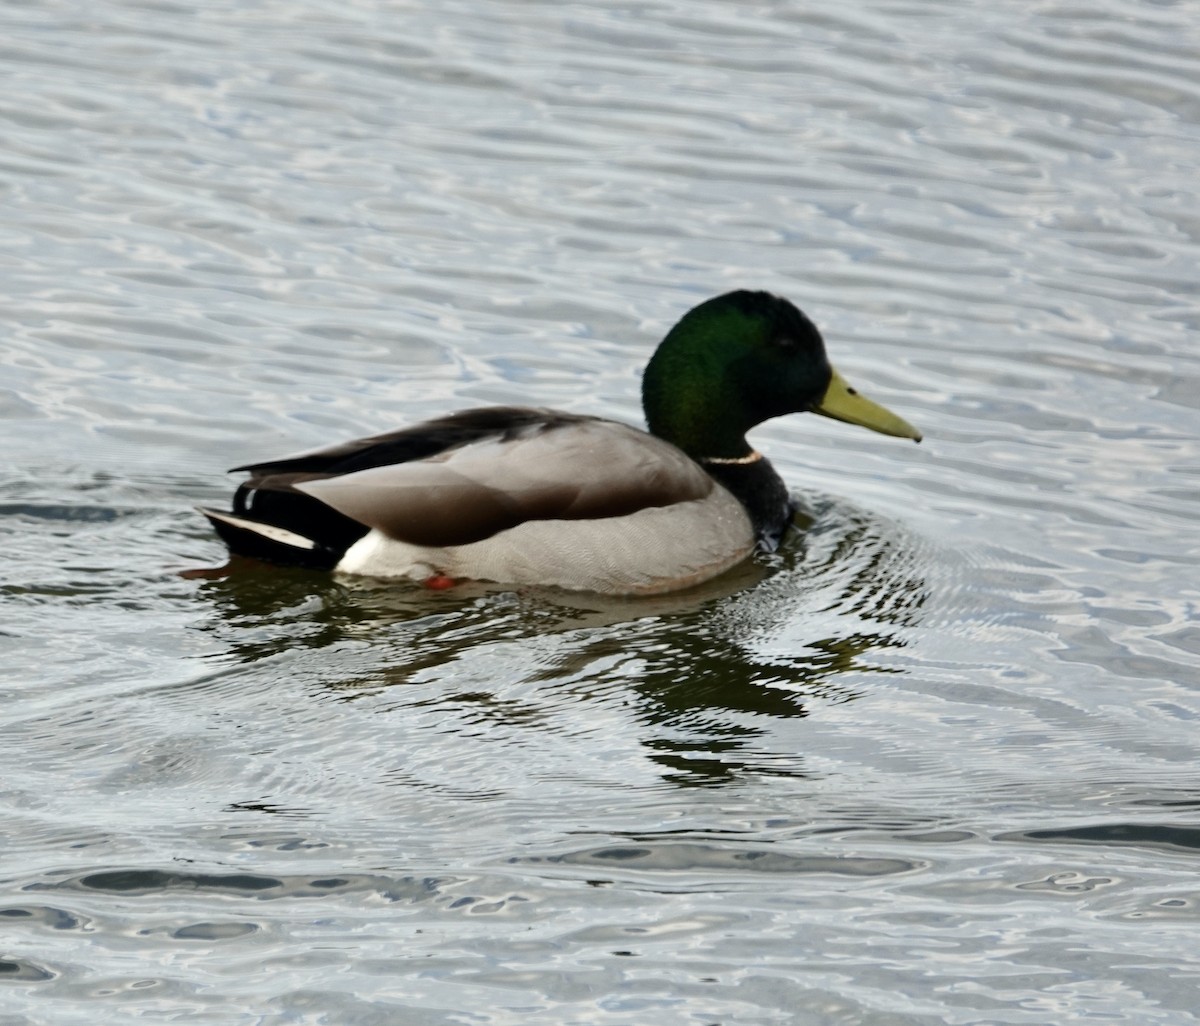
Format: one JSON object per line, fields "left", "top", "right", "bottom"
{"left": 4, "top": 0, "right": 1200, "bottom": 1023}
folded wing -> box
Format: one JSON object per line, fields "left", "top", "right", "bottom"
{"left": 295, "top": 412, "right": 714, "bottom": 548}
{"left": 205, "top": 407, "right": 716, "bottom": 561}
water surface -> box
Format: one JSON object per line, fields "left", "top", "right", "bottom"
{"left": 3, "top": 1, "right": 1200, "bottom": 1023}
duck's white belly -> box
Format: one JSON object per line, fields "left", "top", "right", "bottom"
{"left": 335, "top": 484, "right": 755, "bottom": 595}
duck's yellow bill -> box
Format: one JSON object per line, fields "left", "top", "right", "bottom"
{"left": 813, "top": 367, "right": 922, "bottom": 442}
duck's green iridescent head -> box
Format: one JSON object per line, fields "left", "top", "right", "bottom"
{"left": 641, "top": 290, "right": 920, "bottom": 460}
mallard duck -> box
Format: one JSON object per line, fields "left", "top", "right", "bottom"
{"left": 201, "top": 290, "right": 920, "bottom": 594}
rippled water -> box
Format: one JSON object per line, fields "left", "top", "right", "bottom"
{"left": 4, "top": 0, "right": 1200, "bottom": 1022}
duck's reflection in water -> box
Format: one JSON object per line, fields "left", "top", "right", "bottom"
{"left": 188, "top": 494, "right": 927, "bottom": 787}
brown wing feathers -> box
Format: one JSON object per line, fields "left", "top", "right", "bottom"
{"left": 295, "top": 415, "right": 714, "bottom": 549}
{"left": 210, "top": 407, "right": 714, "bottom": 562}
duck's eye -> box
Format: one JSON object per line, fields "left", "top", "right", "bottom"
{"left": 774, "top": 335, "right": 798, "bottom": 352}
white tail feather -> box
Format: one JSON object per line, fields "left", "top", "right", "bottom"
{"left": 199, "top": 508, "right": 317, "bottom": 550}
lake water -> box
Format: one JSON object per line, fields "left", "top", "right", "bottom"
{"left": 3, "top": 1, "right": 1199, "bottom": 1022}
